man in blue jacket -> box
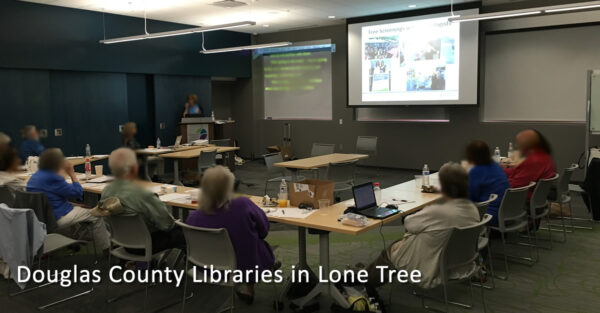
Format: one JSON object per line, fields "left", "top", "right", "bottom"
{"left": 19, "top": 125, "right": 45, "bottom": 163}
{"left": 27, "top": 148, "right": 110, "bottom": 251}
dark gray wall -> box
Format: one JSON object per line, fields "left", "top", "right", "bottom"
{"left": 243, "top": 24, "right": 589, "bottom": 177}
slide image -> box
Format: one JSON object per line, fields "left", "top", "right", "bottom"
{"left": 368, "top": 59, "right": 392, "bottom": 92}
{"left": 406, "top": 66, "right": 446, "bottom": 92}
{"left": 364, "top": 36, "right": 399, "bottom": 60}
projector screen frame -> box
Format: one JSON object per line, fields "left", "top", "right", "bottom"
{"left": 346, "top": 2, "right": 482, "bottom": 108}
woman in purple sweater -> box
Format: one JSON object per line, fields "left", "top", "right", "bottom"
{"left": 186, "top": 166, "right": 275, "bottom": 304}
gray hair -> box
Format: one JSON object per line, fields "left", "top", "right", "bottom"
{"left": 0, "top": 132, "right": 11, "bottom": 145}
{"left": 39, "top": 148, "right": 64, "bottom": 172}
{"left": 198, "top": 165, "right": 235, "bottom": 214}
{"left": 438, "top": 162, "right": 469, "bottom": 199}
{"left": 21, "top": 125, "right": 36, "bottom": 139}
{"left": 109, "top": 148, "right": 138, "bottom": 178}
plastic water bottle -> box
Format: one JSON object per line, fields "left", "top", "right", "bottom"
{"left": 494, "top": 147, "right": 501, "bottom": 163}
{"left": 156, "top": 137, "right": 161, "bottom": 149}
{"left": 84, "top": 144, "right": 92, "bottom": 178}
{"left": 373, "top": 182, "right": 382, "bottom": 205}
{"left": 278, "top": 179, "right": 288, "bottom": 200}
{"left": 422, "top": 164, "right": 430, "bottom": 186}
{"left": 507, "top": 142, "right": 514, "bottom": 160}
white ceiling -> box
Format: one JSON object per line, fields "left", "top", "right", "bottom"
{"left": 23, "top": 0, "right": 472, "bottom": 34}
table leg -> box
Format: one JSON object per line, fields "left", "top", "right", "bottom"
{"left": 143, "top": 156, "right": 151, "bottom": 181}
{"left": 173, "top": 160, "right": 183, "bottom": 186}
{"left": 298, "top": 227, "right": 307, "bottom": 267}
{"left": 291, "top": 169, "right": 298, "bottom": 182}
{"left": 291, "top": 232, "right": 350, "bottom": 309}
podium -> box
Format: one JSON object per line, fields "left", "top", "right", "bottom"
{"left": 178, "top": 117, "right": 235, "bottom": 143}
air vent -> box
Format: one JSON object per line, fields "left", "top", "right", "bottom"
{"left": 211, "top": 0, "right": 248, "bottom": 8}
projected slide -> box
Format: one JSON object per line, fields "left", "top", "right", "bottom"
{"left": 362, "top": 16, "right": 459, "bottom": 102}
{"left": 348, "top": 9, "right": 478, "bottom": 106}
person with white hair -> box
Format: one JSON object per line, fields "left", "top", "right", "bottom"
{"left": 0, "top": 132, "right": 11, "bottom": 149}
{"left": 18, "top": 125, "right": 45, "bottom": 163}
{"left": 186, "top": 165, "right": 275, "bottom": 304}
{"left": 100, "top": 148, "right": 184, "bottom": 253}
{"left": 364, "top": 162, "right": 480, "bottom": 290}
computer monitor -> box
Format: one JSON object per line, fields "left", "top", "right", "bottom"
{"left": 352, "top": 182, "right": 377, "bottom": 210}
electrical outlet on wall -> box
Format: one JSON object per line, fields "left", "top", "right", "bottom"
{"left": 39, "top": 129, "right": 48, "bottom": 138}
{"left": 119, "top": 125, "right": 124, "bottom": 133}
{"left": 160, "top": 122, "right": 166, "bottom": 130}
{"left": 54, "top": 128, "right": 63, "bottom": 137}
{"left": 339, "top": 118, "right": 343, "bottom": 125}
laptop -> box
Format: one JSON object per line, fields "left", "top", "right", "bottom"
{"left": 351, "top": 182, "right": 399, "bottom": 219}
{"left": 173, "top": 136, "right": 182, "bottom": 148}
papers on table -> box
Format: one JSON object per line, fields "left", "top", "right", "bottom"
{"left": 142, "top": 148, "right": 172, "bottom": 154}
{"left": 262, "top": 207, "right": 316, "bottom": 219}
{"left": 87, "top": 175, "right": 114, "bottom": 183}
{"left": 92, "top": 154, "right": 109, "bottom": 158}
{"left": 66, "top": 156, "right": 83, "bottom": 160}
{"left": 82, "top": 183, "right": 107, "bottom": 191}
{"left": 159, "top": 193, "right": 190, "bottom": 203}
{"left": 148, "top": 184, "right": 178, "bottom": 195}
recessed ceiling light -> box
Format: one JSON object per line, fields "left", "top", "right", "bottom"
{"left": 408, "top": 4, "right": 417, "bottom": 8}
{"left": 263, "top": 24, "right": 270, "bottom": 27}
{"left": 328, "top": 15, "right": 336, "bottom": 19}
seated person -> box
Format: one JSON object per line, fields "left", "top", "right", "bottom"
{"left": 366, "top": 162, "right": 480, "bottom": 289}
{"left": 0, "top": 146, "right": 26, "bottom": 196}
{"left": 465, "top": 140, "right": 510, "bottom": 226}
{"left": 27, "top": 148, "right": 110, "bottom": 251}
{"left": 186, "top": 165, "right": 275, "bottom": 304}
{"left": 121, "top": 122, "right": 140, "bottom": 150}
{"left": 503, "top": 129, "right": 555, "bottom": 200}
{"left": 100, "top": 148, "right": 183, "bottom": 253}
{"left": 19, "top": 125, "right": 45, "bottom": 163}
{"left": 0, "top": 132, "right": 11, "bottom": 150}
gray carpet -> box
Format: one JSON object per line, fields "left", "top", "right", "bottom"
{"left": 1, "top": 160, "right": 598, "bottom": 313}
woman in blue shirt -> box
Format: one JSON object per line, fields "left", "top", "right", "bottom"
{"left": 466, "top": 140, "right": 510, "bottom": 226}
{"left": 182, "top": 94, "right": 202, "bottom": 117}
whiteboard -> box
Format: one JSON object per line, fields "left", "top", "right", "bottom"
{"left": 591, "top": 70, "right": 600, "bottom": 134}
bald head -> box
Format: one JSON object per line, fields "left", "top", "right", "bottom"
{"left": 516, "top": 129, "right": 552, "bottom": 156}
{"left": 109, "top": 148, "right": 138, "bottom": 179}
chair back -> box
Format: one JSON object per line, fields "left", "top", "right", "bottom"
{"left": 530, "top": 174, "right": 559, "bottom": 216}
{"left": 105, "top": 215, "right": 152, "bottom": 260}
{"left": 175, "top": 220, "right": 236, "bottom": 271}
{"left": 13, "top": 190, "right": 58, "bottom": 233}
{"left": 0, "top": 186, "right": 15, "bottom": 207}
{"left": 497, "top": 182, "right": 535, "bottom": 231}
{"left": 475, "top": 194, "right": 498, "bottom": 218}
{"left": 311, "top": 143, "right": 335, "bottom": 157}
{"left": 212, "top": 139, "right": 231, "bottom": 147}
{"left": 356, "top": 136, "right": 377, "bottom": 156}
{"left": 441, "top": 214, "right": 492, "bottom": 280}
{"left": 197, "top": 149, "right": 217, "bottom": 172}
{"left": 264, "top": 153, "right": 285, "bottom": 177}
{"left": 327, "top": 160, "right": 357, "bottom": 186}
{"left": 557, "top": 164, "right": 578, "bottom": 196}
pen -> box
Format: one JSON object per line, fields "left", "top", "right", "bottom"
{"left": 282, "top": 210, "right": 285, "bottom": 215}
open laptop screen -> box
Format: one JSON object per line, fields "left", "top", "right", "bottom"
{"left": 353, "top": 183, "right": 377, "bottom": 210}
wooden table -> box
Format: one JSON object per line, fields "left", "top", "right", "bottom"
{"left": 248, "top": 174, "right": 442, "bottom": 309}
{"left": 135, "top": 146, "right": 204, "bottom": 181}
{"left": 65, "top": 155, "right": 109, "bottom": 167}
{"left": 274, "top": 153, "right": 369, "bottom": 181}
{"left": 159, "top": 146, "right": 240, "bottom": 185}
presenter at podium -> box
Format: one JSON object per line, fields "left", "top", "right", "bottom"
{"left": 183, "top": 94, "right": 203, "bottom": 117}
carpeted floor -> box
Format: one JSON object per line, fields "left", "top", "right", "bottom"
{"left": 1, "top": 160, "right": 598, "bottom": 313}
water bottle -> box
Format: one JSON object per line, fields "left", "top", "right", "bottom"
{"left": 278, "top": 179, "right": 288, "bottom": 200}
{"left": 422, "top": 164, "right": 430, "bottom": 186}
{"left": 373, "top": 182, "right": 382, "bottom": 205}
{"left": 507, "top": 142, "right": 514, "bottom": 160}
{"left": 494, "top": 147, "right": 501, "bottom": 163}
{"left": 85, "top": 144, "right": 92, "bottom": 178}
{"left": 156, "top": 137, "right": 161, "bottom": 149}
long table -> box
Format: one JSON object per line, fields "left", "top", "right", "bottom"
{"left": 135, "top": 146, "right": 204, "bottom": 181}
{"left": 65, "top": 155, "right": 109, "bottom": 167}
{"left": 159, "top": 146, "right": 240, "bottom": 185}
{"left": 274, "top": 153, "right": 369, "bottom": 181}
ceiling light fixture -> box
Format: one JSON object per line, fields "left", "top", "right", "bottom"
{"left": 545, "top": 1, "right": 600, "bottom": 13}
{"left": 328, "top": 15, "right": 336, "bottom": 18}
{"left": 448, "top": 10, "right": 542, "bottom": 22}
{"left": 408, "top": 4, "right": 417, "bottom": 8}
{"left": 200, "top": 42, "right": 292, "bottom": 54}
{"left": 99, "top": 21, "right": 256, "bottom": 44}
